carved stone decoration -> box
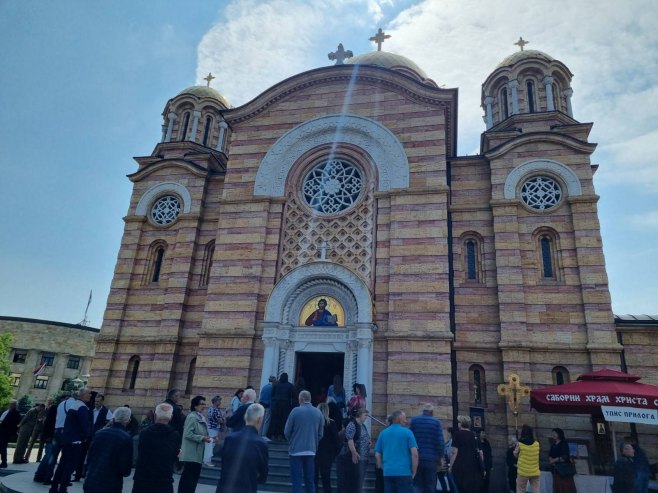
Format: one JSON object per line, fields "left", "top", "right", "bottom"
{"left": 135, "top": 182, "right": 192, "bottom": 216}
{"left": 503, "top": 159, "right": 582, "bottom": 199}
{"left": 265, "top": 262, "right": 373, "bottom": 324}
{"left": 280, "top": 183, "right": 374, "bottom": 287}
{"left": 254, "top": 114, "right": 409, "bottom": 196}
{"left": 283, "top": 278, "right": 358, "bottom": 326}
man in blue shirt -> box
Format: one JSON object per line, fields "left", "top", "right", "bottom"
{"left": 259, "top": 375, "right": 276, "bottom": 437}
{"left": 410, "top": 403, "right": 445, "bottom": 493}
{"left": 374, "top": 410, "right": 418, "bottom": 493}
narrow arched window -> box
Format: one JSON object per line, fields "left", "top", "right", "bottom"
{"left": 526, "top": 81, "right": 536, "bottom": 113}
{"left": 540, "top": 236, "right": 554, "bottom": 278}
{"left": 469, "top": 364, "right": 486, "bottom": 406}
{"left": 186, "top": 357, "right": 196, "bottom": 395}
{"left": 501, "top": 89, "right": 509, "bottom": 119}
{"left": 180, "top": 112, "right": 190, "bottom": 141}
{"left": 124, "top": 355, "right": 140, "bottom": 391}
{"left": 552, "top": 366, "right": 570, "bottom": 385}
{"left": 202, "top": 116, "right": 212, "bottom": 146}
{"left": 552, "top": 85, "right": 560, "bottom": 111}
{"left": 152, "top": 247, "right": 165, "bottom": 282}
{"left": 466, "top": 240, "right": 477, "bottom": 280}
{"left": 200, "top": 241, "right": 215, "bottom": 287}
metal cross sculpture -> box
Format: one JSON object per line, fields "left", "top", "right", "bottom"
{"left": 369, "top": 28, "right": 391, "bottom": 51}
{"left": 328, "top": 43, "right": 354, "bottom": 65}
{"left": 203, "top": 72, "right": 216, "bottom": 87}
{"left": 497, "top": 373, "right": 531, "bottom": 436}
{"left": 514, "top": 37, "right": 529, "bottom": 51}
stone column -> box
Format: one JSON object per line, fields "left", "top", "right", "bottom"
{"left": 543, "top": 76, "right": 555, "bottom": 111}
{"left": 164, "top": 112, "right": 177, "bottom": 143}
{"left": 259, "top": 325, "right": 278, "bottom": 389}
{"left": 508, "top": 80, "right": 519, "bottom": 115}
{"left": 216, "top": 121, "right": 228, "bottom": 152}
{"left": 190, "top": 110, "right": 202, "bottom": 143}
{"left": 564, "top": 88, "right": 574, "bottom": 117}
{"left": 50, "top": 353, "right": 69, "bottom": 393}
{"left": 355, "top": 324, "right": 373, "bottom": 412}
{"left": 484, "top": 96, "right": 494, "bottom": 129}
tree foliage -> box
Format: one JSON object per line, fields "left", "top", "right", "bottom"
{"left": 17, "top": 394, "right": 34, "bottom": 414}
{"left": 0, "top": 333, "right": 14, "bottom": 408}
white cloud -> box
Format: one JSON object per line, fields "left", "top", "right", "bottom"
{"left": 630, "top": 209, "right": 658, "bottom": 228}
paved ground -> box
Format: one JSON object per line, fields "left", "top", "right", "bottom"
{"left": 0, "top": 461, "right": 219, "bottom": 493}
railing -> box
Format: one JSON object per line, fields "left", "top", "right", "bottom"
{"left": 368, "top": 414, "right": 387, "bottom": 426}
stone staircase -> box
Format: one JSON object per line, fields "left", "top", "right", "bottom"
{"left": 199, "top": 440, "right": 377, "bottom": 492}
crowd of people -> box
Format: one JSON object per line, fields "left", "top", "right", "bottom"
{"left": 0, "top": 380, "right": 653, "bottom": 493}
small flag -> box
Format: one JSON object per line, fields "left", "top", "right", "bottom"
{"left": 32, "top": 362, "right": 46, "bottom": 377}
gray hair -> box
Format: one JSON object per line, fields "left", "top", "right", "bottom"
{"left": 155, "top": 403, "right": 173, "bottom": 420}
{"left": 245, "top": 403, "right": 264, "bottom": 425}
{"left": 457, "top": 415, "right": 471, "bottom": 429}
{"left": 244, "top": 388, "right": 257, "bottom": 401}
{"left": 113, "top": 406, "right": 132, "bottom": 423}
{"left": 390, "top": 410, "right": 405, "bottom": 423}
{"left": 298, "top": 390, "right": 311, "bottom": 403}
{"left": 422, "top": 403, "right": 434, "bottom": 413}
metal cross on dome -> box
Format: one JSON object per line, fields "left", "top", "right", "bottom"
{"left": 328, "top": 43, "right": 354, "bottom": 65}
{"left": 369, "top": 28, "right": 391, "bottom": 51}
{"left": 514, "top": 37, "right": 529, "bottom": 51}
{"left": 203, "top": 72, "right": 216, "bottom": 87}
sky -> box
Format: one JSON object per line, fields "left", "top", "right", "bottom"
{"left": 1, "top": 0, "right": 657, "bottom": 328}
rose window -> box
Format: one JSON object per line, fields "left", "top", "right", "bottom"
{"left": 150, "top": 195, "right": 181, "bottom": 225}
{"left": 520, "top": 176, "right": 562, "bottom": 210}
{"left": 302, "top": 159, "right": 363, "bottom": 214}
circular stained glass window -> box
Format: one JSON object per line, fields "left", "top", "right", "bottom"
{"left": 302, "top": 159, "right": 363, "bottom": 214}
{"left": 150, "top": 195, "right": 181, "bottom": 225}
{"left": 520, "top": 176, "right": 562, "bottom": 210}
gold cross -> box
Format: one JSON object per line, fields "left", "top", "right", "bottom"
{"left": 514, "top": 37, "right": 529, "bottom": 51}
{"left": 369, "top": 28, "right": 391, "bottom": 51}
{"left": 203, "top": 72, "right": 216, "bottom": 87}
{"left": 497, "top": 373, "right": 530, "bottom": 436}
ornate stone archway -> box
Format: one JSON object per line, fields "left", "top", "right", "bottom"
{"left": 260, "top": 262, "right": 375, "bottom": 411}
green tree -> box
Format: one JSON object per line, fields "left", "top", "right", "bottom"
{"left": 17, "top": 394, "right": 34, "bottom": 414}
{"left": 0, "top": 333, "right": 14, "bottom": 408}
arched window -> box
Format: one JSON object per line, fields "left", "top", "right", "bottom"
{"left": 202, "top": 116, "right": 213, "bottom": 146}
{"left": 461, "top": 233, "right": 484, "bottom": 283}
{"left": 540, "top": 236, "right": 554, "bottom": 278}
{"left": 179, "top": 112, "right": 190, "bottom": 141}
{"left": 526, "top": 80, "right": 536, "bottom": 113}
{"left": 466, "top": 240, "right": 477, "bottom": 280}
{"left": 552, "top": 366, "right": 570, "bottom": 385}
{"left": 124, "top": 355, "right": 140, "bottom": 391}
{"left": 501, "top": 88, "right": 509, "bottom": 119}
{"left": 185, "top": 357, "right": 196, "bottom": 395}
{"left": 469, "top": 364, "right": 487, "bottom": 406}
{"left": 144, "top": 241, "right": 168, "bottom": 285}
{"left": 152, "top": 247, "right": 165, "bottom": 283}
{"left": 200, "top": 240, "right": 215, "bottom": 287}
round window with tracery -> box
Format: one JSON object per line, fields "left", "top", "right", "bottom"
{"left": 520, "top": 176, "right": 562, "bottom": 210}
{"left": 302, "top": 159, "right": 363, "bottom": 215}
{"left": 150, "top": 195, "right": 181, "bottom": 225}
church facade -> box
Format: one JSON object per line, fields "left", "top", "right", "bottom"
{"left": 90, "top": 40, "right": 631, "bottom": 459}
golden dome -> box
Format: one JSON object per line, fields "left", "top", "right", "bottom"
{"left": 345, "top": 51, "right": 434, "bottom": 85}
{"left": 177, "top": 85, "right": 230, "bottom": 108}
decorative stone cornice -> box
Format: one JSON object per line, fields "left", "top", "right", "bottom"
{"left": 486, "top": 132, "right": 596, "bottom": 159}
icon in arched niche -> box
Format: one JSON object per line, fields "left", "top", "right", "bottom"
{"left": 300, "top": 296, "right": 345, "bottom": 327}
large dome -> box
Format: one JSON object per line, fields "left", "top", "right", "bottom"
{"left": 177, "top": 85, "right": 230, "bottom": 108}
{"left": 345, "top": 51, "right": 435, "bottom": 86}
{"left": 496, "top": 49, "right": 555, "bottom": 69}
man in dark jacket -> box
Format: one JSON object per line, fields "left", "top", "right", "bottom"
{"left": 49, "top": 388, "right": 92, "bottom": 493}
{"left": 0, "top": 400, "right": 20, "bottom": 468}
{"left": 217, "top": 403, "right": 268, "bottom": 493}
{"left": 83, "top": 406, "right": 133, "bottom": 493}
{"left": 226, "top": 388, "right": 256, "bottom": 432}
{"left": 34, "top": 395, "right": 65, "bottom": 482}
{"left": 132, "top": 402, "right": 180, "bottom": 493}
{"left": 409, "top": 403, "right": 445, "bottom": 493}
{"left": 164, "top": 389, "right": 184, "bottom": 438}
{"left": 269, "top": 372, "right": 294, "bottom": 440}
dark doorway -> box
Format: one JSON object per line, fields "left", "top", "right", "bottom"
{"left": 295, "top": 352, "right": 344, "bottom": 405}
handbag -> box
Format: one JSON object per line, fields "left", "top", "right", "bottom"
{"left": 554, "top": 459, "right": 576, "bottom": 477}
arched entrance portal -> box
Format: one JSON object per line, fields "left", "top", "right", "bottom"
{"left": 261, "top": 262, "right": 374, "bottom": 411}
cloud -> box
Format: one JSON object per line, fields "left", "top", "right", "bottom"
{"left": 630, "top": 209, "right": 658, "bottom": 228}
{"left": 196, "top": 0, "right": 386, "bottom": 107}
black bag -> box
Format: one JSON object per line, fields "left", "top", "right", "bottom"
{"left": 555, "top": 460, "right": 576, "bottom": 477}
